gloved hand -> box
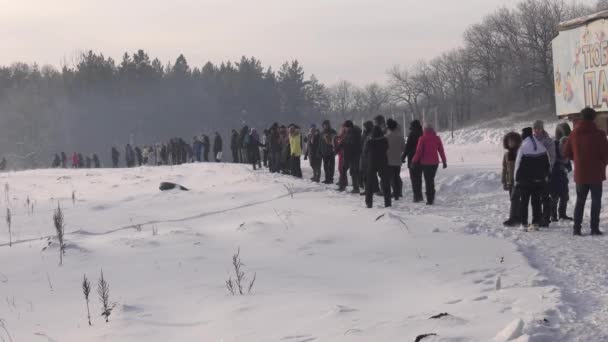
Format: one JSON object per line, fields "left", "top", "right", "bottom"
{"left": 443, "top": 161, "right": 447, "bottom": 169}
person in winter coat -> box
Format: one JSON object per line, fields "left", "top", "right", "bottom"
{"left": 269, "top": 124, "right": 281, "bottom": 172}
{"left": 502, "top": 131, "right": 523, "bottom": 227}
{"left": 386, "top": 119, "right": 406, "bottom": 200}
{"left": 135, "top": 147, "right": 143, "bottom": 166}
{"left": 359, "top": 121, "right": 374, "bottom": 194}
{"left": 0, "top": 157, "right": 6, "bottom": 171}
{"left": 374, "top": 115, "right": 387, "bottom": 133}
{"left": 239, "top": 126, "right": 250, "bottom": 164}
{"left": 280, "top": 126, "right": 291, "bottom": 174}
{"left": 289, "top": 125, "right": 303, "bottom": 178}
{"left": 262, "top": 129, "right": 269, "bottom": 167}
{"left": 230, "top": 130, "right": 239, "bottom": 163}
{"left": 93, "top": 154, "right": 101, "bottom": 168}
{"left": 515, "top": 127, "right": 550, "bottom": 229}
{"left": 202, "top": 135, "right": 211, "bottom": 162}
{"left": 550, "top": 123, "right": 573, "bottom": 222}
{"left": 403, "top": 120, "right": 424, "bottom": 202}
{"left": 61, "top": 152, "right": 67, "bottom": 168}
{"left": 85, "top": 156, "right": 92, "bottom": 168}
{"left": 78, "top": 153, "right": 85, "bottom": 168}
{"left": 213, "top": 132, "right": 223, "bottom": 162}
{"left": 563, "top": 107, "right": 608, "bottom": 236}
{"left": 320, "top": 120, "right": 337, "bottom": 184}
{"left": 72, "top": 152, "right": 79, "bottom": 168}
{"left": 111, "top": 147, "right": 120, "bottom": 168}
{"left": 335, "top": 127, "right": 346, "bottom": 186}
{"left": 364, "top": 125, "right": 391, "bottom": 208}
{"left": 533, "top": 120, "right": 556, "bottom": 227}
{"left": 247, "top": 128, "right": 262, "bottom": 170}
{"left": 52, "top": 154, "right": 61, "bottom": 168}
{"left": 411, "top": 122, "right": 447, "bottom": 205}
{"left": 337, "top": 121, "right": 362, "bottom": 193}
{"left": 193, "top": 136, "right": 203, "bottom": 162}
{"left": 125, "top": 144, "right": 134, "bottom": 167}
{"left": 305, "top": 125, "right": 323, "bottom": 182}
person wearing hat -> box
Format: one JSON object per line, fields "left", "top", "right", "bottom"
{"left": 386, "top": 119, "right": 406, "bottom": 200}
{"left": 532, "top": 120, "right": 556, "bottom": 227}
{"left": 563, "top": 107, "right": 608, "bottom": 235}
{"left": 305, "top": 125, "right": 323, "bottom": 182}
{"left": 403, "top": 120, "right": 424, "bottom": 202}
{"left": 320, "top": 120, "right": 337, "bottom": 184}
{"left": 515, "top": 127, "right": 550, "bottom": 230}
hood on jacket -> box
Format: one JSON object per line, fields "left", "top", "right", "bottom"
{"left": 503, "top": 131, "right": 522, "bottom": 150}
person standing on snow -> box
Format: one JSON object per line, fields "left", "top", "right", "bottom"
{"left": 563, "top": 107, "right": 608, "bottom": 236}
{"left": 269, "top": 124, "right": 281, "bottom": 172}
{"left": 288, "top": 125, "right": 303, "bottom": 178}
{"left": 202, "top": 135, "right": 211, "bottom": 162}
{"left": 111, "top": 147, "right": 120, "bottom": 168}
{"left": 515, "top": 127, "right": 550, "bottom": 230}
{"left": 411, "top": 122, "right": 447, "bottom": 205}
{"left": 386, "top": 119, "right": 406, "bottom": 201}
{"left": 532, "top": 120, "right": 556, "bottom": 228}
{"left": 337, "top": 121, "right": 362, "bottom": 193}
{"left": 230, "top": 129, "right": 239, "bottom": 163}
{"left": 364, "top": 125, "right": 391, "bottom": 208}
{"left": 320, "top": 120, "right": 337, "bottom": 184}
{"left": 61, "top": 152, "right": 67, "bottom": 168}
{"left": 359, "top": 121, "right": 375, "bottom": 196}
{"left": 305, "top": 125, "right": 323, "bottom": 182}
{"left": 213, "top": 132, "right": 223, "bottom": 162}
{"left": 72, "top": 152, "right": 79, "bottom": 168}
{"left": 403, "top": 120, "right": 424, "bottom": 203}
{"left": 502, "top": 131, "right": 523, "bottom": 227}
{"left": 550, "top": 123, "right": 573, "bottom": 222}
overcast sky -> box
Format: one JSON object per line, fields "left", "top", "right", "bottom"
{"left": 2, "top": 0, "right": 533, "bottom": 85}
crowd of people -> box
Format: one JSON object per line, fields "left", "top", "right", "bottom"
{"left": 229, "top": 115, "right": 447, "bottom": 208}
{"left": 502, "top": 107, "right": 608, "bottom": 235}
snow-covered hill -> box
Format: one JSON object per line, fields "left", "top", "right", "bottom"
{"left": 1, "top": 113, "right": 608, "bottom": 341}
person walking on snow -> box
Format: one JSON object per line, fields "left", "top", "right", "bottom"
{"left": 386, "top": 119, "right": 405, "bottom": 200}
{"left": 563, "top": 107, "right": 608, "bottom": 236}
{"left": 411, "top": 122, "right": 447, "bottom": 205}
{"left": 337, "top": 120, "right": 362, "bottom": 193}
{"left": 403, "top": 120, "right": 424, "bottom": 202}
{"left": 502, "top": 131, "right": 523, "bottom": 227}
{"left": 515, "top": 127, "right": 550, "bottom": 230}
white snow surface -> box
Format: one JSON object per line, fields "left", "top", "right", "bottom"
{"left": 0, "top": 113, "right": 606, "bottom": 341}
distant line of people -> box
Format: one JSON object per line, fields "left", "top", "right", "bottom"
{"left": 502, "top": 107, "right": 608, "bottom": 235}
{"left": 52, "top": 152, "right": 100, "bottom": 169}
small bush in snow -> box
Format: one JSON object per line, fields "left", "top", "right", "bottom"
{"left": 5, "top": 208, "right": 11, "bottom": 247}
{"left": 53, "top": 204, "right": 65, "bottom": 266}
{"left": 71, "top": 191, "right": 76, "bottom": 205}
{"left": 97, "top": 270, "right": 114, "bottom": 323}
{"left": 82, "top": 274, "right": 92, "bottom": 326}
{"left": 225, "top": 248, "right": 256, "bottom": 295}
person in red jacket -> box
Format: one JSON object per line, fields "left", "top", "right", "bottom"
{"left": 71, "top": 152, "right": 79, "bottom": 169}
{"left": 563, "top": 107, "right": 608, "bottom": 236}
{"left": 411, "top": 122, "right": 447, "bottom": 205}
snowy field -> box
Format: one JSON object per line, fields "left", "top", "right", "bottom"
{"left": 1, "top": 113, "right": 606, "bottom": 341}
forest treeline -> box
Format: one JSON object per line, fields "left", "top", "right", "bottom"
{"left": 1, "top": 0, "right": 608, "bottom": 165}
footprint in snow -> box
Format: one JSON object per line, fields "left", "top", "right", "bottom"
{"left": 473, "top": 295, "right": 488, "bottom": 301}
{"left": 445, "top": 299, "right": 462, "bottom": 305}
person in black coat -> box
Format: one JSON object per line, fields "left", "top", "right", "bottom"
{"left": 305, "top": 125, "right": 323, "bottom": 182}
{"left": 364, "top": 125, "right": 391, "bottom": 208}
{"left": 213, "top": 132, "right": 223, "bottom": 162}
{"left": 135, "top": 147, "right": 143, "bottom": 166}
{"left": 337, "top": 120, "right": 362, "bottom": 193}
{"left": 202, "top": 135, "right": 211, "bottom": 162}
{"left": 61, "top": 152, "right": 67, "bottom": 168}
{"left": 403, "top": 120, "right": 423, "bottom": 202}
{"left": 359, "top": 121, "right": 375, "bottom": 194}
{"left": 268, "top": 123, "right": 281, "bottom": 172}
{"left": 111, "top": 147, "right": 119, "bottom": 168}
{"left": 93, "top": 154, "right": 101, "bottom": 168}
{"left": 230, "top": 130, "right": 239, "bottom": 163}
{"left": 52, "top": 154, "right": 61, "bottom": 168}
{"left": 320, "top": 120, "right": 337, "bottom": 184}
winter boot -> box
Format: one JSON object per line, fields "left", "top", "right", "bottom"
{"left": 573, "top": 226, "right": 582, "bottom": 236}
{"left": 426, "top": 192, "right": 435, "bottom": 206}
{"left": 503, "top": 219, "right": 521, "bottom": 227}
{"left": 591, "top": 228, "right": 604, "bottom": 236}
{"left": 560, "top": 215, "right": 574, "bottom": 221}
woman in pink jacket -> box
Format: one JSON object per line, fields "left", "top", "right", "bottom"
{"left": 411, "top": 122, "right": 447, "bottom": 205}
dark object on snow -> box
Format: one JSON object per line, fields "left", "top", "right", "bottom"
{"left": 415, "top": 333, "right": 437, "bottom": 342}
{"left": 429, "top": 312, "right": 449, "bottom": 319}
{"left": 159, "top": 182, "right": 189, "bottom": 191}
